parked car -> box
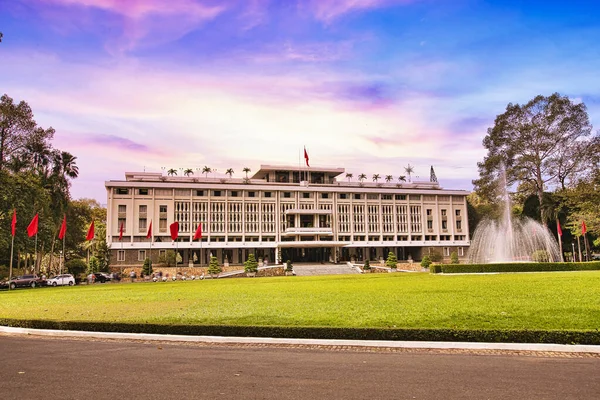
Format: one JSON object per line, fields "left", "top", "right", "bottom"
{"left": 8, "top": 274, "right": 45, "bottom": 289}
{"left": 46, "top": 274, "right": 75, "bottom": 287}
{"left": 87, "top": 272, "right": 112, "bottom": 283}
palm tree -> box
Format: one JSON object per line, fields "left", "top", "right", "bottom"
{"left": 372, "top": 174, "right": 380, "bottom": 183}
{"left": 404, "top": 164, "right": 414, "bottom": 182}
{"left": 202, "top": 166, "right": 211, "bottom": 178}
{"left": 345, "top": 173, "right": 353, "bottom": 182}
{"left": 184, "top": 168, "right": 193, "bottom": 176}
{"left": 385, "top": 175, "right": 393, "bottom": 183}
{"left": 398, "top": 176, "right": 406, "bottom": 182}
{"left": 226, "top": 168, "right": 234, "bottom": 178}
{"left": 243, "top": 167, "right": 251, "bottom": 178}
{"left": 167, "top": 168, "right": 177, "bottom": 176}
{"left": 358, "top": 173, "right": 367, "bottom": 183}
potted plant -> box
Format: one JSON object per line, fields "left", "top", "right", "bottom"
{"left": 285, "top": 260, "right": 294, "bottom": 276}
{"left": 244, "top": 253, "right": 259, "bottom": 277}
{"left": 363, "top": 259, "right": 371, "bottom": 273}
{"left": 385, "top": 252, "right": 398, "bottom": 271}
{"left": 207, "top": 256, "right": 222, "bottom": 278}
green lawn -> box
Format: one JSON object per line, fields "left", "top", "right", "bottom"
{"left": 2, "top": 271, "right": 600, "bottom": 331}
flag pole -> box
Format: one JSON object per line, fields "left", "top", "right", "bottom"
{"left": 577, "top": 235, "right": 583, "bottom": 262}
{"left": 9, "top": 234, "right": 14, "bottom": 291}
{"left": 557, "top": 219, "right": 564, "bottom": 262}
{"left": 584, "top": 232, "right": 589, "bottom": 262}
{"left": 34, "top": 231, "right": 38, "bottom": 274}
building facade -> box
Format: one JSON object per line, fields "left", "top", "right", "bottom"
{"left": 105, "top": 165, "right": 470, "bottom": 267}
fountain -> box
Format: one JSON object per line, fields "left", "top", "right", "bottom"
{"left": 468, "top": 168, "right": 561, "bottom": 263}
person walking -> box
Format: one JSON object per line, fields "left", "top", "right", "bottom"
{"left": 129, "top": 270, "right": 135, "bottom": 283}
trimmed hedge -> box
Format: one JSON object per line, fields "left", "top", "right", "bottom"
{"left": 1, "top": 318, "right": 599, "bottom": 345}
{"left": 430, "top": 261, "right": 600, "bottom": 274}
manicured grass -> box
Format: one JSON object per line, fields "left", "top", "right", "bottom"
{"left": 2, "top": 271, "right": 600, "bottom": 331}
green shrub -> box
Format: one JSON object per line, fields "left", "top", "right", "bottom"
{"left": 244, "top": 254, "right": 259, "bottom": 273}
{"left": 420, "top": 255, "right": 432, "bottom": 268}
{"left": 429, "top": 265, "right": 442, "bottom": 274}
{"left": 285, "top": 260, "right": 293, "bottom": 271}
{"left": 142, "top": 258, "right": 152, "bottom": 277}
{"left": 450, "top": 251, "right": 459, "bottom": 264}
{"left": 65, "top": 259, "right": 87, "bottom": 277}
{"left": 439, "top": 261, "right": 600, "bottom": 274}
{"left": 363, "top": 259, "right": 371, "bottom": 270}
{"left": 531, "top": 250, "right": 550, "bottom": 263}
{"left": 87, "top": 256, "right": 99, "bottom": 274}
{"left": 385, "top": 252, "right": 398, "bottom": 269}
{"left": 207, "top": 256, "right": 222, "bottom": 276}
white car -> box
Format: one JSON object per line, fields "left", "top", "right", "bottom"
{"left": 46, "top": 274, "right": 75, "bottom": 287}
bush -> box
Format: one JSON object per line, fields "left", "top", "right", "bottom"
{"left": 65, "top": 259, "right": 87, "bottom": 277}
{"left": 429, "top": 265, "right": 442, "bottom": 274}
{"left": 439, "top": 261, "right": 600, "bottom": 274}
{"left": 531, "top": 250, "right": 550, "bottom": 263}
{"left": 207, "top": 256, "right": 222, "bottom": 276}
{"left": 385, "top": 252, "right": 398, "bottom": 269}
{"left": 420, "top": 256, "right": 432, "bottom": 268}
{"left": 450, "top": 251, "right": 459, "bottom": 264}
{"left": 429, "top": 251, "right": 443, "bottom": 263}
{"left": 142, "top": 258, "right": 152, "bottom": 277}
{"left": 363, "top": 259, "right": 371, "bottom": 270}
{"left": 158, "top": 250, "right": 177, "bottom": 267}
{"left": 244, "top": 254, "right": 259, "bottom": 273}
{"left": 87, "top": 256, "right": 99, "bottom": 274}
{"left": 285, "top": 260, "right": 293, "bottom": 272}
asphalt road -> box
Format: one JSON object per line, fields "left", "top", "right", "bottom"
{"left": 1, "top": 335, "right": 599, "bottom": 399}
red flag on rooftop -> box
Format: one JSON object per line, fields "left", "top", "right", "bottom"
{"left": 146, "top": 220, "right": 152, "bottom": 239}
{"left": 58, "top": 215, "right": 67, "bottom": 240}
{"left": 170, "top": 221, "right": 179, "bottom": 241}
{"left": 119, "top": 222, "right": 124, "bottom": 241}
{"left": 11, "top": 209, "right": 16, "bottom": 237}
{"left": 86, "top": 220, "right": 95, "bottom": 241}
{"left": 193, "top": 223, "right": 202, "bottom": 241}
{"left": 556, "top": 220, "right": 562, "bottom": 237}
{"left": 27, "top": 213, "right": 39, "bottom": 237}
{"left": 304, "top": 146, "right": 310, "bottom": 167}
{"left": 582, "top": 220, "right": 587, "bottom": 235}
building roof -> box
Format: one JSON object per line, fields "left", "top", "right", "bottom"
{"left": 250, "top": 165, "right": 345, "bottom": 180}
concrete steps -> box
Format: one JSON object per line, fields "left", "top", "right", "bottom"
{"left": 292, "top": 263, "right": 360, "bottom": 276}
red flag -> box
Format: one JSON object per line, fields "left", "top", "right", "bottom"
{"left": 146, "top": 220, "right": 152, "bottom": 239}
{"left": 119, "top": 222, "right": 124, "bottom": 241}
{"left": 582, "top": 220, "right": 587, "bottom": 235}
{"left": 27, "top": 213, "right": 39, "bottom": 237}
{"left": 193, "top": 223, "right": 202, "bottom": 240}
{"left": 58, "top": 215, "right": 67, "bottom": 240}
{"left": 304, "top": 146, "right": 310, "bottom": 167}
{"left": 170, "top": 222, "right": 179, "bottom": 241}
{"left": 556, "top": 220, "right": 562, "bottom": 237}
{"left": 86, "top": 220, "right": 95, "bottom": 241}
{"left": 11, "top": 209, "right": 16, "bottom": 237}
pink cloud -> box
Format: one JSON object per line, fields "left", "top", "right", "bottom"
{"left": 305, "top": 0, "right": 419, "bottom": 23}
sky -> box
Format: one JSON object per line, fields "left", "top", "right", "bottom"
{"left": 2, "top": 0, "right": 600, "bottom": 203}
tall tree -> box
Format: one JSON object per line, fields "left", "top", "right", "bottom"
{"left": 345, "top": 172, "right": 353, "bottom": 182}
{"left": 202, "top": 166, "right": 211, "bottom": 178}
{"left": 0, "top": 94, "right": 37, "bottom": 171}
{"left": 473, "top": 93, "right": 596, "bottom": 223}
{"left": 225, "top": 168, "right": 234, "bottom": 178}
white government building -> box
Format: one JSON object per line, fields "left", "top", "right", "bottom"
{"left": 105, "top": 165, "right": 470, "bottom": 267}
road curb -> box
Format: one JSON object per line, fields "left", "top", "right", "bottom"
{"left": 2, "top": 325, "right": 600, "bottom": 353}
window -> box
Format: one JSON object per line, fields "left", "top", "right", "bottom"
{"left": 321, "top": 193, "right": 329, "bottom": 199}
{"left": 441, "top": 209, "right": 447, "bottom": 216}
{"left": 427, "top": 220, "right": 433, "bottom": 229}
{"left": 395, "top": 195, "right": 406, "bottom": 200}
{"left": 115, "top": 188, "right": 129, "bottom": 195}
{"left": 302, "top": 192, "right": 310, "bottom": 199}
{"left": 442, "top": 220, "right": 448, "bottom": 230}
{"left": 159, "top": 205, "right": 167, "bottom": 213}
{"left": 367, "top": 194, "right": 378, "bottom": 200}
{"left": 426, "top": 209, "right": 432, "bottom": 216}
{"left": 230, "top": 191, "right": 238, "bottom": 197}
{"left": 338, "top": 193, "right": 347, "bottom": 199}
{"left": 248, "top": 192, "right": 256, "bottom": 198}
{"left": 118, "top": 205, "right": 126, "bottom": 213}
{"left": 409, "top": 194, "right": 421, "bottom": 200}
{"left": 456, "top": 220, "right": 462, "bottom": 230}
{"left": 264, "top": 192, "right": 272, "bottom": 198}
{"left": 196, "top": 190, "right": 205, "bottom": 196}
{"left": 159, "top": 218, "right": 167, "bottom": 233}
{"left": 458, "top": 247, "right": 464, "bottom": 256}
{"left": 354, "top": 194, "right": 362, "bottom": 200}
{"left": 139, "top": 205, "right": 147, "bottom": 213}
{"left": 382, "top": 194, "right": 392, "bottom": 200}
{"left": 443, "top": 247, "right": 450, "bottom": 256}
{"left": 138, "top": 189, "right": 149, "bottom": 195}
{"left": 283, "top": 192, "right": 291, "bottom": 198}
{"left": 455, "top": 209, "right": 461, "bottom": 216}
{"left": 138, "top": 250, "right": 146, "bottom": 261}
{"left": 139, "top": 218, "right": 147, "bottom": 231}
{"left": 213, "top": 190, "right": 222, "bottom": 197}
{"left": 117, "top": 250, "right": 125, "bottom": 261}
{"left": 118, "top": 218, "right": 126, "bottom": 233}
